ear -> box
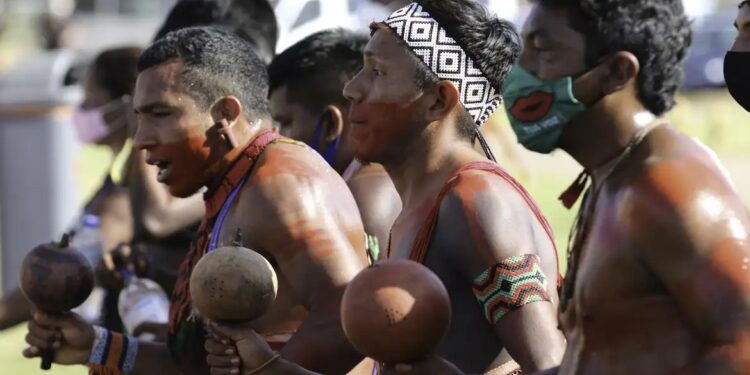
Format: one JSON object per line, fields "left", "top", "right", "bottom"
{"left": 210, "top": 96, "right": 243, "bottom": 127}
{"left": 601, "top": 51, "right": 640, "bottom": 95}
{"left": 424, "top": 81, "right": 461, "bottom": 123}
{"left": 320, "top": 105, "right": 344, "bottom": 142}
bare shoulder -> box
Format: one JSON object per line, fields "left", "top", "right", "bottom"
{"left": 441, "top": 168, "right": 541, "bottom": 229}
{"left": 435, "top": 167, "right": 557, "bottom": 278}
{"left": 347, "top": 163, "right": 396, "bottom": 200}
{"left": 623, "top": 126, "right": 749, "bottom": 257}
{"left": 627, "top": 127, "right": 744, "bottom": 223}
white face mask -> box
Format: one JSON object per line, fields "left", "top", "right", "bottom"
{"left": 72, "top": 97, "right": 128, "bottom": 144}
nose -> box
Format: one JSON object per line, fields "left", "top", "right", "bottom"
{"left": 343, "top": 72, "right": 364, "bottom": 104}
{"left": 133, "top": 121, "right": 157, "bottom": 150}
{"left": 518, "top": 49, "right": 539, "bottom": 77}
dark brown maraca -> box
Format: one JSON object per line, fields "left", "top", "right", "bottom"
{"left": 189, "top": 240, "right": 278, "bottom": 322}
{"left": 341, "top": 259, "right": 451, "bottom": 364}
{"left": 19, "top": 233, "right": 95, "bottom": 370}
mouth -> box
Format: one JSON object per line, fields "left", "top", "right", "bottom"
{"left": 510, "top": 91, "right": 554, "bottom": 123}
{"left": 146, "top": 156, "right": 173, "bottom": 183}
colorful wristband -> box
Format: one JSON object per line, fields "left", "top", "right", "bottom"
{"left": 88, "top": 326, "right": 138, "bottom": 374}
{"left": 472, "top": 254, "right": 551, "bottom": 324}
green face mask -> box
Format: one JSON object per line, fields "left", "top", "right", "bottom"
{"left": 502, "top": 64, "right": 586, "bottom": 154}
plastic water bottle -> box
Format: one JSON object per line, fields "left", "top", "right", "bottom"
{"left": 70, "top": 214, "right": 105, "bottom": 324}
{"left": 117, "top": 271, "right": 170, "bottom": 341}
{"left": 72, "top": 214, "right": 103, "bottom": 267}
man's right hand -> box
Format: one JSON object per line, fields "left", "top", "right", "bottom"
{"left": 22, "top": 312, "right": 95, "bottom": 366}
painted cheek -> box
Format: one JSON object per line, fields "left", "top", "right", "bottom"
{"left": 159, "top": 135, "right": 212, "bottom": 196}
{"left": 350, "top": 101, "right": 417, "bottom": 161}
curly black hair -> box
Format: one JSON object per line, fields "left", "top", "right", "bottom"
{"left": 375, "top": 0, "right": 520, "bottom": 139}
{"left": 536, "top": 0, "right": 692, "bottom": 116}
{"left": 139, "top": 26, "right": 270, "bottom": 119}
{"left": 268, "top": 29, "right": 368, "bottom": 112}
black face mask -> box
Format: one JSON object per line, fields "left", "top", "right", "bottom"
{"left": 724, "top": 51, "right": 750, "bottom": 112}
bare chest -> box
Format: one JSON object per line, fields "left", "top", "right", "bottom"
{"left": 561, "top": 193, "right": 663, "bottom": 328}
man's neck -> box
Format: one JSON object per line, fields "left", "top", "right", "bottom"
{"left": 381, "top": 124, "right": 480, "bottom": 208}
{"left": 205, "top": 119, "right": 273, "bottom": 192}
{"left": 560, "top": 98, "right": 657, "bottom": 183}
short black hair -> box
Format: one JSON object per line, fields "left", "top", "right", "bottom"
{"left": 93, "top": 46, "right": 144, "bottom": 99}
{"left": 376, "top": 0, "right": 521, "bottom": 139}
{"left": 138, "top": 26, "right": 269, "bottom": 119}
{"left": 536, "top": 0, "right": 692, "bottom": 116}
{"left": 268, "top": 29, "right": 368, "bottom": 112}
{"left": 153, "top": 0, "right": 279, "bottom": 64}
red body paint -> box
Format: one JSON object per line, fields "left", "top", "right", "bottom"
{"left": 348, "top": 99, "right": 421, "bottom": 164}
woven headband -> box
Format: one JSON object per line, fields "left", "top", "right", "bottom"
{"left": 383, "top": 2, "right": 502, "bottom": 127}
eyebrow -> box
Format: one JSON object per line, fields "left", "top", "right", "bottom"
{"left": 134, "top": 101, "right": 175, "bottom": 114}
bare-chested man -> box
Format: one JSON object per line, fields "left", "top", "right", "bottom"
{"left": 22, "top": 26, "right": 368, "bottom": 375}
{"left": 500, "top": 1, "right": 750, "bottom": 374}
{"left": 268, "top": 28, "right": 401, "bottom": 261}
{"left": 203, "top": 1, "right": 565, "bottom": 374}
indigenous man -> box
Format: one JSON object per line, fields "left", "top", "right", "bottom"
{"left": 204, "top": 1, "right": 566, "bottom": 374}
{"left": 502, "top": 0, "right": 750, "bottom": 373}
{"left": 726, "top": 1, "right": 750, "bottom": 112}
{"left": 22, "top": 26, "right": 368, "bottom": 375}
{"left": 268, "top": 28, "right": 401, "bottom": 260}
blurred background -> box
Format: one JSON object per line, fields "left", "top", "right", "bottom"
{"left": 0, "top": 0, "right": 748, "bottom": 373}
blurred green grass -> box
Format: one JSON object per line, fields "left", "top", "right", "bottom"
{"left": 0, "top": 90, "right": 748, "bottom": 374}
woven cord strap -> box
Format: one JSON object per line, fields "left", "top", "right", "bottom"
{"left": 247, "top": 353, "right": 281, "bottom": 375}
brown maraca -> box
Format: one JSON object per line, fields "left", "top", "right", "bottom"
{"left": 19, "top": 233, "right": 95, "bottom": 370}
{"left": 341, "top": 259, "right": 451, "bottom": 364}
{"left": 189, "top": 231, "right": 278, "bottom": 322}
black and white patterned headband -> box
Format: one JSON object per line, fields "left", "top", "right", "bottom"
{"left": 383, "top": 2, "right": 502, "bottom": 127}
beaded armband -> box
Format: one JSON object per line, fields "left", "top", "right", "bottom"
{"left": 88, "top": 326, "right": 138, "bottom": 375}
{"left": 472, "top": 254, "right": 551, "bottom": 324}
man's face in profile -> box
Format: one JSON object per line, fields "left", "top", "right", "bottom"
{"left": 133, "top": 60, "right": 215, "bottom": 198}
{"left": 344, "top": 28, "right": 429, "bottom": 164}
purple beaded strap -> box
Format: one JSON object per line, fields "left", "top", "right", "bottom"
{"left": 208, "top": 174, "right": 249, "bottom": 252}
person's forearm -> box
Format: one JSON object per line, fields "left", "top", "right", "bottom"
{"left": 673, "top": 344, "right": 749, "bottom": 375}
{"left": 130, "top": 340, "right": 181, "bottom": 375}
{"left": 0, "top": 288, "right": 31, "bottom": 330}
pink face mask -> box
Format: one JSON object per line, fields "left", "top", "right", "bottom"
{"left": 72, "top": 98, "right": 127, "bottom": 144}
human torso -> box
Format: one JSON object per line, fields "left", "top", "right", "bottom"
{"left": 388, "top": 161, "right": 555, "bottom": 373}
{"left": 559, "top": 127, "right": 719, "bottom": 375}
{"left": 168, "top": 133, "right": 367, "bottom": 374}
{"left": 215, "top": 141, "right": 367, "bottom": 337}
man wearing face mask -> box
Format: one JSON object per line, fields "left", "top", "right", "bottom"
{"left": 726, "top": 1, "right": 750, "bottom": 112}
{"left": 502, "top": 1, "right": 750, "bottom": 374}
{"left": 268, "top": 29, "right": 401, "bottom": 262}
